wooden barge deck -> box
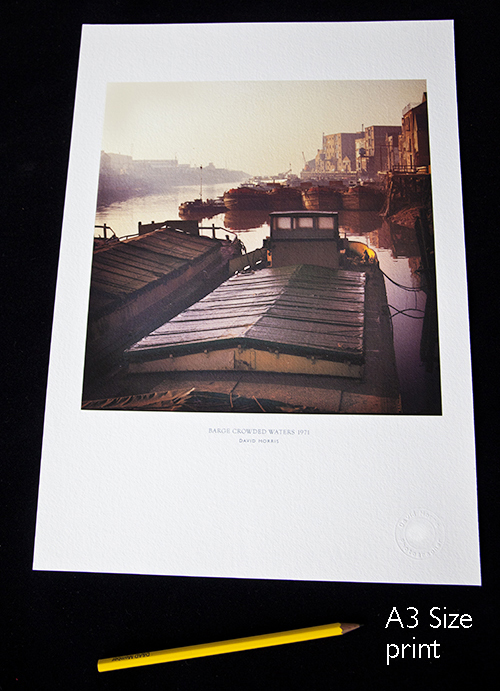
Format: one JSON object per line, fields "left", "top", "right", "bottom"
{"left": 82, "top": 210, "right": 400, "bottom": 413}
{"left": 126, "top": 265, "right": 366, "bottom": 379}
{"left": 83, "top": 262, "right": 400, "bottom": 414}
{"left": 83, "top": 226, "right": 238, "bottom": 390}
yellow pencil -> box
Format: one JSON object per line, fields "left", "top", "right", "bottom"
{"left": 98, "top": 622, "right": 360, "bottom": 672}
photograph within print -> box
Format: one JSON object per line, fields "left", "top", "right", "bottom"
{"left": 82, "top": 80, "right": 440, "bottom": 415}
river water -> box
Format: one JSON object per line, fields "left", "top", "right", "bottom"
{"left": 95, "top": 183, "right": 441, "bottom": 414}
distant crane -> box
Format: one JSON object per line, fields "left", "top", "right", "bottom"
{"left": 302, "top": 152, "right": 310, "bottom": 172}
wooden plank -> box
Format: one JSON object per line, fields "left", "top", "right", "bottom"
{"left": 285, "top": 281, "right": 365, "bottom": 295}
{"left": 171, "top": 305, "right": 271, "bottom": 323}
{"left": 103, "top": 230, "right": 217, "bottom": 269}
{"left": 90, "top": 270, "right": 147, "bottom": 294}
{"left": 91, "top": 262, "right": 157, "bottom": 287}
{"left": 135, "top": 232, "right": 217, "bottom": 259}
{"left": 294, "top": 265, "right": 365, "bottom": 279}
{"left": 289, "top": 280, "right": 366, "bottom": 294}
{"left": 90, "top": 235, "right": 205, "bottom": 298}
{"left": 131, "top": 325, "right": 249, "bottom": 349}
{"left": 98, "top": 243, "right": 187, "bottom": 272}
{"left": 136, "top": 240, "right": 207, "bottom": 261}
{"left": 250, "top": 315, "right": 363, "bottom": 338}
{"left": 197, "top": 287, "right": 286, "bottom": 303}
{"left": 275, "top": 293, "right": 364, "bottom": 308}
{"left": 127, "top": 228, "right": 214, "bottom": 250}
{"left": 247, "top": 325, "right": 363, "bottom": 351}
{"left": 287, "top": 270, "right": 365, "bottom": 284}
{"left": 290, "top": 282, "right": 366, "bottom": 295}
{"left": 198, "top": 288, "right": 285, "bottom": 304}
{"left": 135, "top": 312, "right": 363, "bottom": 352}
{"left": 92, "top": 247, "right": 186, "bottom": 281}
{"left": 266, "top": 307, "right": 364, "bottom": 325}
{"left": 155, "top": 303, "right": 363, "bottom": 333}
{"left": 153, "top": 314, "right": 261, "bottom": 335}
{"left": 92, "top": 257, "right": 168, "bottom": 284}
{"left": 183, "top": 295, "right": 279, "bottom": 311}
{"left": 128, "top": 263, "right": 367, "bottom": 360}
{"left": 98, "top": 245, "right": 185, "bottom": 272}
{"left": 225, "top": 274, "right": 291, "bottom": 287}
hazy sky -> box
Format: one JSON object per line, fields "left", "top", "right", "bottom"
{"left": 102, "top": 80, "right": 426, "bottom": 176}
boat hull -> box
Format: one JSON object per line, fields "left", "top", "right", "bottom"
{"left": 268, "top": 186, "right": 304, "bottom": 211}
{"left": 342, "top": 187, "right": 384, "bottom": 211}
{"left": 223, "top": 188, "right": 273, "bottom": 210}
{"left": 302, "top": 187, "right": 343, "bottom": 211}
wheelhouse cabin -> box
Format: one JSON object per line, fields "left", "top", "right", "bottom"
{"left": 268, "top": 211, "right": 341, "bottom": 269}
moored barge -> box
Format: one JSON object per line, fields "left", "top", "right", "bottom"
{"left": 301, "top": 185, "right": 344, "bottom": 211}
{"left": 83, "top": 222, "right": 241, "bottom": 391}
{"left": 342, "top": 184, "right": 384, "bottom": 211}
{"left": 223, "top": 185, "right": 273, "bottom": 210}
{"left": 178, "top": 197, "right": 227, "bottom": 218}
{"left": 83, "top": 210, "right": 400, "bottom": 413}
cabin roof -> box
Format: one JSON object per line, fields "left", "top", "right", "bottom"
{"left": 89, "top": 228, "right": 220, "bottom": 314}
{"left": 269, "top": 210, "right": 339, "bottom": 217}
{"left": 127, "top": 264, "right": 366, "bottom": 363}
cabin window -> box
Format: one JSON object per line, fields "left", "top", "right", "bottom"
{"left": 318, "top": 217, "right": 335, "bottom": 229}
{"left": 276, "top": 217, "right": 292, "bottom": 229}
{"left": 297, "top": 217, "right": 314, "bottom": 228}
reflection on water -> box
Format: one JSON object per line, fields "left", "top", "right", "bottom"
{"left": 223, "top": 209, "right": 269, "bottom": 231}
{"left": 95, "top": 187, "right": 441, "bottom": 414}
{"left": 95, "top": 183, "right": 271, "bottom": 250}
{"left": 341, "top": 217, "right": 440, "bottom": 415}
{"left": 339, "top": 210, "right": 381, "bottom": 235}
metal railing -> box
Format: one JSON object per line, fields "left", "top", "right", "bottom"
{"left": 94, "top": 223, "right": 116, "bottom": 239}
{"left": 95, "top": 222, "right": 239, "bottom": 244}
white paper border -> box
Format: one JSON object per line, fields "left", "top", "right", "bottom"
{"left": 34, "top": 21, "right": 480, "bottom": 585}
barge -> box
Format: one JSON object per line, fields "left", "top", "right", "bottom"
{"left": 83, "top": 222, "right": 241, "bottom": 393}
{"left": 83, "top": 211, "right": 400, "bottom": 414}
{"left": 223, "top": 182, "right": 303, "bottom": 212}
{"left": 223, "top": 185, "right": 272, "bottom": 210}
{"left": 342, "top": 184, "right": 384, "bottom": 211}
{"left": 301, "top": 185, "right": 343, "bottom": 211}
{"left": 178, "top": 197, "right": 227, "bottom": 218}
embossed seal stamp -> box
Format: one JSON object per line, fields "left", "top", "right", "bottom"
{"left": 396, "top": 509, "right": 445, "bottom": 559}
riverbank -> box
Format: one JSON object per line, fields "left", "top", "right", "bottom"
{"left": 97, "top": 156, "right": 250, "bottom": 208}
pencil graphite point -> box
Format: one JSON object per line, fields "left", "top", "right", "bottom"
{"left": 340, "top": 623, "right": 361, "bottom": 634}
{"left": 98, "top": 621, "right": 361, "bottom": 672}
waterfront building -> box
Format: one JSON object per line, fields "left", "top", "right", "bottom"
{"left": 314, "top": 148, "right": 327, "bottom": 173}
{"left": 386, "top": 134, "right": 401, "bottom": 172}
{"left": 100, "top": 151, "right": 134, "bottom": 174}
{"left": 398, "top": 93, "right": 430, "bottom": 172}
{"left": 356, "top": 125, "right": 402, "bottom": 176}
{"left": 302, "top": 132, "right": 362, "bottom": 181}
{"left": 340, "top": 155, "right": 352, "bottom": 173}
{"left": 322, "top": 132, "right": 363, "bottom": 172}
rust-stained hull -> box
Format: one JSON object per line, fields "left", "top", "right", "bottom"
{"left": 223, "top": 187, "right": 272, "bottom": 210}
{"left": 268, "top": 186, "right": 304, "bottom": 210}
{"left": 302, "top": 186, "right": 344, "bottom": 211}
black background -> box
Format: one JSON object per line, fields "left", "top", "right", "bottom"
{"left": 3, "top": 3, "right": 498, "bottom": 689}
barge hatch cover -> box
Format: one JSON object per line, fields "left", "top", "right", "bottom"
{"left": 126, "top": 265, "right": 366, "bottom": 378}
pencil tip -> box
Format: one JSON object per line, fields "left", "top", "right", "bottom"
{"left": 340, "top": 623, "right": 361, "bottom": 634}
